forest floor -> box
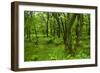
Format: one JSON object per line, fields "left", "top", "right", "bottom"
{"left": 24, "top": 35, "right": 90, "bottom": 61}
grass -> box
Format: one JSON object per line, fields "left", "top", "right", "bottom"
{"left": 24, "top": 35, "right": 90, "bottom": 61}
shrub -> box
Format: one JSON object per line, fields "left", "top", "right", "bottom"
{"left": 31, "top": 55, "right": 39, "bottom": 61}
{"left": 53, "top": 38, "right": 63, "bottom": 45}
{"left": 44, "top": 37, "right": 53, "bottom": 44}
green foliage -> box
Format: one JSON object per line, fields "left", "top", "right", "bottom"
{"left": 53, "top": 37, "right": 63, "bottom": 45}
{"left": 44, "top": 37, "right": 54, "bottom": 44}
{"left": 24, "top": 11, "right": 90, "bottom": 61}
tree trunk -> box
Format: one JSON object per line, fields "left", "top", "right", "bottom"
{"left": 64, "top": 14, "right": 77, "bottom": 54}
{"left": 46, "top": 13, "right": 49, "bottom": 37}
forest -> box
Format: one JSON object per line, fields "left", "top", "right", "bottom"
{"left": 24, "top": 11, "right": 90, "bottom": 61}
